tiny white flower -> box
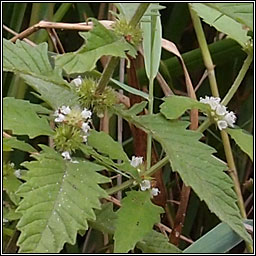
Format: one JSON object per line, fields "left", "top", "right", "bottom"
{"left": 62, "top": 151, "right": 71, "bottom": 161}
{"left": 151, "top": 187, "right": 160, "bottom": 197}
{"left": 72, "top": 76, "right": 83, "bottom": 88}
{"left": 82, "top": 135, "right": 88, "bottom": 142}
{"left": 200, "top": 96, "right": 220, "bottom": 110}
{"left": 55, "top": 113, "right": 65, "bottom": 123}
{"left": 81, "top": 108, "right": 92, "bottom": 120}
{"left": 224, "top": 111, "right": 236, "bottom": 127}
{"left": 3, "top": 218, "right": 9, "bottom": 223}
{"left": 215, "top": 104, "right": 227, "bottom": 116}
{"left": 130, "top": 156, "right": 143, "bottom": 168}
{"left": 14, "top": 169, "right": 22, "bottom": 179}
{"left": 140, "top": 180, "right": 151, "bottom": 191}
{"left": 82, "top": 122, "right": 91, "bottom": 133}
{"left": 71, "top": 160, "right": 79, "bottom": 164}
{"left": 60, "top": 106, "right": 71, "bottom": 115}
{"left": 217, "top": 120, "right": 228, "bottom": 130}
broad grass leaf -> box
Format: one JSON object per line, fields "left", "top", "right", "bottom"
{"left": 184, "top": 220, "right": 253, "bottom": 253}
{"left": 3, "top": 137, "right": 37, "bottom": 153}
{"left": 113, "top": 105, "right": 251, "bottom": 244}
{"left": 160, "top": 95, "right": 210, "bottom": 119}
{"left": 114, "top": 190, "right": 163, "bottom": 253}
{"left": 16, "top": 145, "right": 110, "bottom": 253}
{"left": 3, "top": 97, "right": 54, "bottom": 139}
{"left": 190, "top": 3, "right": 251, "bottom": 47}
{"left": 55, "top": 18, "right": 137, "bottom": 74}
{"left": 205, "top": 3, "right": 253, "bottom": 31}
{"left": 227, "top": 128, "right": 253, "bottom": 161}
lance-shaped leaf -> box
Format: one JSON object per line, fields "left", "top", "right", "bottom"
{"left": 190, "top": 3, "right": 251, "bottom": 47}
{"left": 114, "top": 190, "right": 164, "bottom": 253}
{"left": 55, "top": 18, "right": 137, "bottom": 75}
{"left": 3, "top": 137, "right": 36, "bottom": 153}
{"left": 16, "top": 145, "right": 110, "bottom": 253}
{"left": 113, "top": 105, "right": 252, "bottom": 244}
{"left": 160, "top": 95, "right": 210, "bottom": 119}
{"left": 227, "top": 128, "right": 253, "bottom": 161}
{"left": 3, "top": 97, "right": 54, "bottom": 139}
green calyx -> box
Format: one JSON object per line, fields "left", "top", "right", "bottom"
{"left": 113, "top": 18, "right": 143, "bottom": 46}
{"left": 77, "top": 77, "right": 117, "bottom": 117}
{"left": 53, "top": 124, "right": 83, "bottom": 153}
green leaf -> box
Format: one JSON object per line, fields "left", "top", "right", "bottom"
{"left": 113, "top": 105, "right": 252, "bottom": 244}
{"left": 114, "top": 190, "right": 163, "bottom": 253}
{"left": 184, "top": 220, "right": 253, "bottom": 253}
{"left": 227, "top": 128, "right": 253, "bottom": 161}
{"left": 3, "top": 39, "right": 52, "bottom": 75}
{"left": 3, "top": 97, "right": 54, "bottom": 139}
{"left": 88, "top": 130, "right": 129, "bottom": 161}
{"left": 141, "top": 5, "right": 162, "bottom": 80}
{"left": 20, "top": 74, "right": 79, "bottom": 109}
{"left": 137, "top": 230, "right": 182, "bottom": 253}
{"left": 3, "top": 137, "right": 37, "bottom": 153}
{"left": 205, "top": 3, "right": 253, "bottom": 31}
{"left": 160, "top": 95, "right": 210, "bottom": 119}
{"left": 190, "top": 3, "right": 251, "bottom": 47}
{"left": 55, "top": 18, "right": 137, "bottom": 75}
{"left": 3, "top": 163, "right": 22, "bottom": 205}
{"left": 16, "top": 145, "right": 110, "bottom": 253}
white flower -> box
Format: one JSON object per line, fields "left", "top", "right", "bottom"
{"left": 215, "top": 104, "right": 227, "bottom": 116}
{"left": 81, "top": 108, "right": 92, "bottom": 120}
{"left": 14, "top": 169, "right": 22, "bottom": 179}
{"left": 71, "top": 160, "right": 79, "bottom": 164}
{"left": 151, "top": 187, "right": 160, "bottom": 197}
{"left": 3, "top": 218, "right": 8, "bottom": 223}
{"left": 61, "top": 151, "right": 72, "bottom": 161}
{"left": 72, "top": 76, "right": 83, "bottom": 88}
{"left": 82, "top": 122, "right": 91, "bottom": 133}
{"left": 82, "top": 135, "right": 88, "bottom": 142}
{"left": 130, "top": 156, "right": 143, "bottom": 168}
{"left": 60, "top": 106, "right": 71, "bottom": 115}
{"left": 217, "top": 120, "right": 228, "bottom": 130}
{"left": 140, "top": 180, "right": 151, "bottom": 191}
{"left": 54, "top": 113, "right": 65, "bottom": 123}
{"left": 224, "top": 111, "right": 236, "bottom": 127}
{"left": 200, "top": 96, "right": 220, "bottom": 110}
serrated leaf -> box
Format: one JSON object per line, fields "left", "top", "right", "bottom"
{"left": 205, "top": 3, "right": 253, "bottom": 31}
{"left": 3, "top": 39, "right": 52, "bottom": 75}
{"left": 3, "top": 137, "right": 36, "bottom": 153}
{"left": 114, "top": 190, "right": 163, "bottom": 253}
{"left": 55, "top": 18, "right": 137, "bottom": 75}
{"left": 190, "top": 3, "right": 251, "bottom": 47}
{"left": 113, "top": 105, "right": 252, "bottom": 244}
{"left": 3, "top": 97, "right": 54, "bottom": 139}
{"left": 227, "top": 128, "right": 253, "bottom": 161}
{"left": 137, "top": 230, "right": 182, "bottom": 253}
{"left": 3, "top": 164, "right": 22, "bottom": 205}
{"left": 160, "top": 95, "right": 210, "bottom": 119}
{"left": 20, "top": 74, "right": 79, "bottom": 109}
{"left": 184, "top": 220, "right": 253, "bottom": 253}
{"left": 16, "top": 145, "right": 110, "bottom": 253}
{"left": 88, "top": 130, "right": 129, "bottom": 161}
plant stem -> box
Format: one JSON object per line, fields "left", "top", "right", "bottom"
{"left": 129, "top": 3, "right": 150, "bottom": 27}
{"left": 146, "top": 78, "right": 154, "bottom": 169}
{"left": 96, "top": 56, "right": 119, "bottom": 94}
{"left": 189, "top": 6, "right": 219, "bottom": 98}
{"left": 189, "top": 5, "right": 252, "bottom": 252}
{"left": 222, "top": 53, "right": 253, "bottom": 106}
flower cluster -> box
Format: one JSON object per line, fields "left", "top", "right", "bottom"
{"left": 200, "top": 96, "right": 236, "bottom": 130}
{"left": 53, "top": 105, "right": 92, "bottom": 155}
{"left": 129, "top": 156, "right": 160, "bottom": 197}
